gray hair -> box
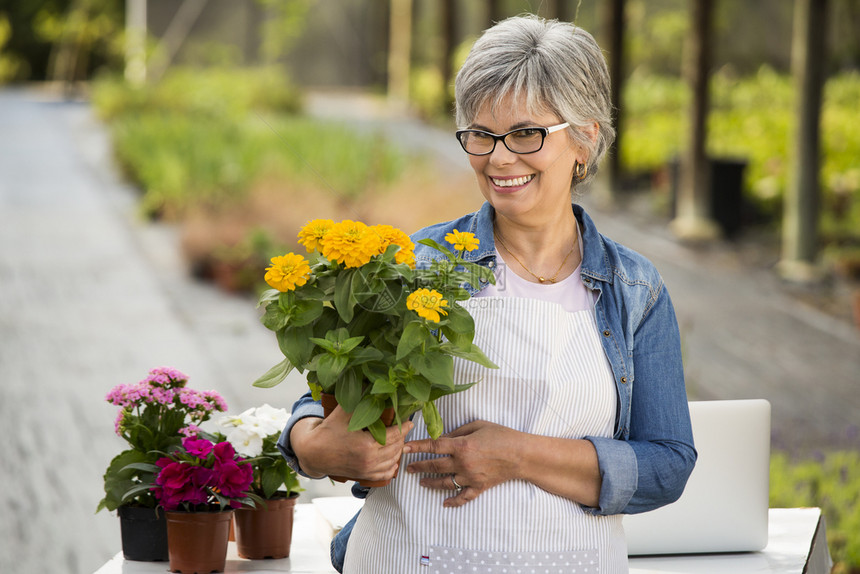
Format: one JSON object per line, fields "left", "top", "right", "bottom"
{"left": 455, "top": 15, "right": 615, "bottom": 187}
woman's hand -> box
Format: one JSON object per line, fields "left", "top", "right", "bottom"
{"left": 404, "top": 420, "right": 524, "bottom": 508}
{"left": 290, "top": 404, "right": 414, "bottom": 482}
{"left": 404, "top": 419, "right": 602, "bottom": 509}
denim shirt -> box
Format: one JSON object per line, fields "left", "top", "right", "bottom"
{"left": 278, "top": 202, "right": 697, "bottom": 571}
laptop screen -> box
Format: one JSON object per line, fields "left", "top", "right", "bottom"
{"left": 624, "top": 399, "right": 771, "bottom": 555}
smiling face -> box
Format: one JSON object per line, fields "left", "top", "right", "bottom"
{"left": 466, "top": 94, "right": 583, "bottom": 229}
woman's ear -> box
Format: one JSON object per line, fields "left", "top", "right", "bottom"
{"left": 582, "top": 121, "right": 599, "bottom": 144}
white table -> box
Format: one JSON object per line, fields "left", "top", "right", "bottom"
{"left": 95, "top": 505, "right": 830, "bottom": 574}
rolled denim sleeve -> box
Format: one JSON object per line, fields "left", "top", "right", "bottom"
{"left": 585, "top": 436, "right": 638, "bottom": 514}
{"left": 276, "top": 390, "right": 324, "bottom": 477}
{"left": 586, "top": 286, "right": 697, "bottom": 516}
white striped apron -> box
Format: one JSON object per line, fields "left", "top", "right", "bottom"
{"left": 343, "top": 298, "right": 627, "bottom": 573}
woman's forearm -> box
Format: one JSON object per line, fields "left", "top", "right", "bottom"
{"left": 512, "top": 433, "right": 602, "bottom": 508}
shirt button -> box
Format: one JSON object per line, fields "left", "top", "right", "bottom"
{"left": 620, "top": 376, "right": 628, "bottom": 384}
{"left": 488, "top": 261, "right": 495, "bottom": 268}
{"left": 583, "top": 277, "right": 592, "bottom": 283}
{"left": 603, "top": 330, "right": 611, "bottom": 337}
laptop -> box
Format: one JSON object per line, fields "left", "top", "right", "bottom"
{"left": 624, "top": 399, "right": 771, "bottom": 555}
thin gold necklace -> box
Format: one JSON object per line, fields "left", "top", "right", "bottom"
{"left": 494, "top": 230, "right": 576, "bottom": 284}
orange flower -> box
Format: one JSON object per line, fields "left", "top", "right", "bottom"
{"left": 297, "top": 219, "right": 335, "bottom": 253}
{"left": 372, "top": 224, "right": 416, "bottom": 268}
{"left": 264, "top": 253, "right": 311, "bottom": 292}
{"left": 407, "top": 288, "right": 449, "bottom": 323}
{"left": 444, "top": 229, "right": 480, "bottom": 252}
{"left": 320, "top": 220, "right": 383, "bottom": 268}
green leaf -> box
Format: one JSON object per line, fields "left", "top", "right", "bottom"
{"left": 120, "top": 483, "right": 155, "bottom": 504}
{"left": 339, "top": 335, "right": 366, "bottom": 354}
{"left": 396, "top": 320, "right": 430, "bottom": 361}
{"left": 261, "top": 301, "right": 289, "bottom": 331}
{"left": 349, "top": 346, "right": 384, "bottom": 366}
{"left": 261, "top": 465, "right": 284, "bottom": 499}
{"left": 442, "top": 304, "right": 475, "bottom": 347}
{"left": 334, "top": 268, "right": 357, "bottom": 323}
{"left": 422, "top": 402, "right": 444, "bottom": 439}
{"left": 418, "top": 238, "right": 456, "bottom": 261}
{"left": 120, "top": 462, "right": 160, "bottom": 474}
{"left": 429, "top": 381, "right": 476, "bottom": 401}
{"left": 308, "top": 336, "right": 337, "bottom": 353}
{"left": 370, "top": 375, "right": 397, "bottom": 395}
{"left": 316, "top": 353, "right": 349, "bottom": 387}
{"left": 291, "top": 298, "right": 325, "bottom": 326}
{"left": 365, "top": 419, "right": 387, "bottom": 445}
{"left": 257, "top": 288, "right": 281, "bottom": 308}
{"left": 403, "top": 375, "right": 433, "bottom": 402}
{"left": 412, "top": 353, "right": 454, "bottom": 390}
{"left": 252, "top": 358, "right": 294, "bottom": 388}
{"left": 278, "top": 324, "right": 315, "bottom": 367}
{"left": 347, "top": 395, "right": 385, "bottom": 433}
{"left": 334, "top": 368, "right": 364, "bottom": 413}
{"left": 440, "top": 342, "right": 499, "bottom": 369}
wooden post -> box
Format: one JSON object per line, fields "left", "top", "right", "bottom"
{"left": 125, "top": 0, "right": 147, "bottom": 85}
{"left": 670, "top": 0, "right": 720, "bottom": 241}
{"left": 778, "top": 0, "right": 829, "bottom": 282}
{"left": 387, "top": 0, "right": 412, "bottom": 109}
{"left": 603, "top": 0, "right": 625, "bottom": 201}
{"left": 441, "top": 0, "right": 456, "bottom": 93}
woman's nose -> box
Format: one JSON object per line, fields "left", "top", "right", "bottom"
{"left": 488, "top": 141, "right": 517, "bottom": 167}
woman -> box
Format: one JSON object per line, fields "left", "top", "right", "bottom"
{"left": 280, "top": 15, "right": 696, "bottom": 573}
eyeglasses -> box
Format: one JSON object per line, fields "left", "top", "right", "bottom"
{"left": 455, "top": 122, "right": 570, "bottom": 156}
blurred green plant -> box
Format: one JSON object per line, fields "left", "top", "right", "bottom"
{"left": 771, "top": 450, "right": 860, "bottom": 572}
{"left": 621, "top": 67, "right": 860, "bottom": 238}
{"left": 33, "top": 0, "right": 123, "bottom": 83}
{"left": 92, "top": 67, "right": 404, "bottom": 218}
{"left": 0, "top": 13, "right": 23, "bottom": 83}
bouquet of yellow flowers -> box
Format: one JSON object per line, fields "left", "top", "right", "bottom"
{"left": 253, "top": 219, "right": 497, "bottom": 444}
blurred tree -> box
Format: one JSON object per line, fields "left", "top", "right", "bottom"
{"left": 34, "top": 0, "right": 124, "bottom": 86}
{"left": 0, "top": 12, "right": 23, "bottom": 83}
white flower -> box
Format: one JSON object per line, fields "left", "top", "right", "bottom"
{"left": 254, "top": 404, "right": 290, "bottom": 428}
{"left": 226, "top": 427, "right": 264, "bottom": 457}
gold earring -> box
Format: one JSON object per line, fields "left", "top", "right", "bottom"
{"left": 574, "top": 161, "right": 588, "bottom": 181}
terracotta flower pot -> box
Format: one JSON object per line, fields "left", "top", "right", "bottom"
{"left": 165, "top": 509, "right": 233, "bottom": 573}
{"left": 233, "top": 494, "right": 299, "bottom": 559}
{"left": 118, "top": 505, "right": 168, "bottom": 562}
{"left": 320, "top": 392, "right": 399, "bottom": 487}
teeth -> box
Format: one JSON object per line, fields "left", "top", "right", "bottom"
{"left": 491, "top": 175, "right": 534, "bottom": 187}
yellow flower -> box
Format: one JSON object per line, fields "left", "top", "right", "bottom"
{"left": 264, "top": 253, "right": 311, "bottom": 292}
{"left": 407, "top": 288, "right": 449, "bottom": 323}
{"left": 445, "top": 229, "right": 480, "bottom": 252}
{"left": 297, "top": 219, "right": 335, "bottom": 253}
{"left": 372, "top": 224, "right": 416, "bottom": 268}
{"left": 320, "top": 220, "right": 383, "bottom": 268}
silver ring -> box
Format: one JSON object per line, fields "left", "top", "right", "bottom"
{"left": 451, "top": 475, "right": 463, "bottom": 494}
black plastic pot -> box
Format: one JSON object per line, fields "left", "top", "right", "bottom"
{"left": 118, "top": 505, "right": 169, "bottom": 561}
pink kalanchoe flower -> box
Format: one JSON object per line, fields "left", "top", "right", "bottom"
{"left": 179, "top": 424, "right": 201, "bottom": 438}
{"left": 202, "top": 390, "right": 228, "bottom": 413}
{"left": 113, "top": 410, "right": 127, "bottom": 436}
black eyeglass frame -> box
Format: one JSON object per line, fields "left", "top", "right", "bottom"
{"left": 455, "top": 122, "right": 570, "bottom": 156}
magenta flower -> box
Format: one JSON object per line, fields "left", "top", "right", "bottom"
{"left": 182, "top": 437, "right": 214, "bottom": 458}
{"left": 213, "top": 441, "right": 236, "bottom": 463}
{"left": 214, "top": 459, "right": 253, "bottom": 499}
{"left": 150, "top": 440, "right": 252, "bottom": 511}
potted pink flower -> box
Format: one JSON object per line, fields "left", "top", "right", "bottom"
{"left": 97, "top": 367, "right": 228, "bottom": 562}
{"left": 128, "top": 436, "right": 256, "bottom": 574}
